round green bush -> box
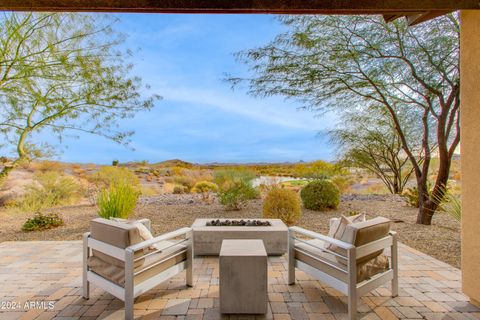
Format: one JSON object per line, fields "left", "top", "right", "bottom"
{"left": 263, "top": 187, "right": 301, "bottom": 226}
{"left": 300, "top": 179, "right": 340, "bottom": 211}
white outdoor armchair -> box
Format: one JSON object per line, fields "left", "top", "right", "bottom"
{"left": 82, "top": 218, "right": 193, "bottom": 320}
{"left": 288, "top": 217, "right": 398, "bottom": 320}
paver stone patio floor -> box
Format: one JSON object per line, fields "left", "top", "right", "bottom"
{"left": 0, "top": 241, "right": 478, "bottom": 320}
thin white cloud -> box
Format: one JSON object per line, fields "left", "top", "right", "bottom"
{"left": 158, "top": 85, "right": 336, "bottom": 131}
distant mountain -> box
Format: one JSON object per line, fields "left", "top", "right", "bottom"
{"left": 153, "top": 159, "right": 195, "bottom": 168}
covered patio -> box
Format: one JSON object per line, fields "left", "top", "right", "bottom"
{"left": 0, "top": 241, "right": 478, "bottom": 320}
{"left": 0, "top": 1, "right": 479, "bottom": 320}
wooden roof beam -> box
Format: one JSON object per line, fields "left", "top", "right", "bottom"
{"left": 0, "top": 0, "right": 478, "bottom": 14}
{"left": 406, "top": 10, "right": 454, "bottom": 26}
{"left": 383, "top": 10, "right": 454, "bottom": 26}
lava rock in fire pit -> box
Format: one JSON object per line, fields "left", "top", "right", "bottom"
{"left": 205, "top": 219, "right": 271, "bottom": 226}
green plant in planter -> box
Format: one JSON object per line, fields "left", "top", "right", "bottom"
{"left": 97, "top": 183, "right": 140, "bottom": 219}
{"left": 22, "top": 212, "right": 64, "bottom": 232}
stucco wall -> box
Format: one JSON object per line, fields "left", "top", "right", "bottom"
{"left": 460, "top": 10, "right": 480, "bottom": 306}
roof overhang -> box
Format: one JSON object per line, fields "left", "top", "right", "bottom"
{"left": 0, "top": 0, "right": 478, "bottom": 25}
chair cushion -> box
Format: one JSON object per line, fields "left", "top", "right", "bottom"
{"left": 90, "top": 218, "right": 145, "bottom": 268}
{"left": 111, "top": 218, "right": 156, "bottom": 249}
{"left": 340, "top": 217, "right": 392, "bottom": 264}
{"left": 295, "top": 239, "right": 389, "bottom": 283}
{"left": 88, "top": 240, "right": 187, "bottom": 287}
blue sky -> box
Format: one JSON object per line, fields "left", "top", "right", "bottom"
{"left": 51, "top": 14, "right": 337, "bottom": 164}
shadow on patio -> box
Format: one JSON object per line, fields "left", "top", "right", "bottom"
{"left": 0, "top": 241, "right": 478, "bottom": 320}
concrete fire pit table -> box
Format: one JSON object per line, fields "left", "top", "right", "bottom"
{"left": 219, "top": 239, "right": 268, "bottom": 314}
{"left": 191, "top": 218, "right": 288, "bottom": 256}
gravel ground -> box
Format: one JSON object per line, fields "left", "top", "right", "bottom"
{"left": 0, "top": 193, "right": 461, "bottom": 268}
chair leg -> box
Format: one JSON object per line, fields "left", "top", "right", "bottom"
{"left": 392, "top": 274, "right": 399, "bottom": 297}
{"left": 288, "top": 262, "right": 295, "bottom": 285}
{"left": 391, "top": 233, "right": 399, "bottom": 297}
{"left": 347, "top": 248, "right": 357, "bottom": 320}
{"left": 186, "top": 264, "right": 193, "bottom": 287}
{"left": 125, "top": 249, "right": 135, "bottom": 320}
{"left": 348, "top": 292, "right": 357, "bottom": 320}
{"left": 125, "top": 299, "right": 134, "bottom": 320}
{"left": 186, "top": 231, "right": 194, "bottom": 287}
{"left": 82, "top": 233, "right": 90, "bottom": 299}
{"left": 82, "top": 279, "right": 89, "bottom": 300}
{"left": 288, "top": 230, "right": 295, "bottom": 285}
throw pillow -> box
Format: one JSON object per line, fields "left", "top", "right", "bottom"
{"left": 326, "top": 213, "right": 366, "bottom": 251}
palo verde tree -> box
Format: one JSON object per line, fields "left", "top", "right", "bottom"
{"left": 330, "top": 108, "right": 421, "bottom": 194}
{"left": 228, "top": 15, "right": 459, "bottom": 225}
{"left": 0, "top": 13, "right": 160, "bottom": 182}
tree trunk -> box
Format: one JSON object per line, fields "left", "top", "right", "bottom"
{"left": 416, "top": 157, "right": 451, "bottom": 225}
{"left": 393, "top": 182, "right": 400, "bottom": 194}
{"left": 416, "top": 200, "right": 436, "bottom": 225}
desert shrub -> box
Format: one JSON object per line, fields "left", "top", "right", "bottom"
{"left": 294, "top": 160, "right": 341, "bottom": 179}
{"left": 263, "top": 187, "right": 301, "bottom": 225}
{"left": 330, "top": 175, "right": 352, "bottom": 194}
{"left": 22, "top": 212, "right": 64, "bottom": 232}
{"left": 97, "top": 183, "right": 140, "bottom": 219}
{"left": 402, "top": 187, "right": 420, "bottom": 207}
{"left": 192, "top": 181, "right": 218, "bottom": 203}
{"left": 217, "top": 180, "right": 259, "bottom": 210}
{"left": 173, "top": 185, "right": 187, "bottom": 194}
{"left": 300, "top": 179, "right": 340, "bottom": 211}
{"left": 431, "top": 185, "right": 461, "bottom": 221}
{"left": 171, "top": 166, "right": 185, "bottom": 176}
{"left": 213, "top": 168, "right": 256, "bottom": 187}
{"left": 438, "top": 193, "right": 461, "bottom": 222}
{"left": 89, "top": 166, "right": 139, "bottom": 189}
{"left": 173, "top": 176, "right": 196, "bottom": 192}
{"left": 112, "top": 159, "right": 119, "bottom": 166}
{"left": 214, "top": 169, "right": 258, "bottom": 210}
{"left": 20, "top": 172, "right": 82, "bottom": 212}
{"left": 31, "top": 160, "right": 65, "bottom": 173}
{"left": 257, "top": 183, "right": 277, "bottom": 195}
{"left": 402, "top": 182, "right": 432, "bottom": 208}
{"left": 180, "top": 168, "right": 214, "bottom": 185}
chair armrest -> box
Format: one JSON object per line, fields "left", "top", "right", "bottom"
{"left": 126, "top": 227, "right": 192, "bottom": 253}
{"left": 137, "top": 218, "right": 151, "bottom": 231}
{"left": 289, "top": 226, "right": 354, "bottom": 250}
